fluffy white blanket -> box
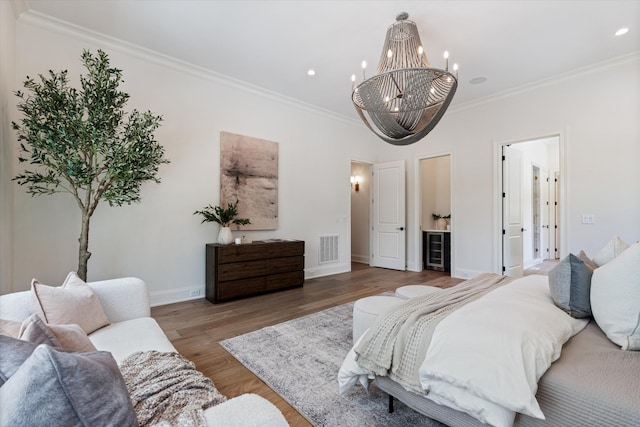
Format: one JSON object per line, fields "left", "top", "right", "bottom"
{"left": 339, "top": 275, "right": 588, "bottom": 427}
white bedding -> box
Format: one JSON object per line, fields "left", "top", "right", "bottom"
{"left": 419, "top": 275, "right": 588, "bottom": 426}
{"left": 338, "top": 275, "right": 588, "bottom": 427}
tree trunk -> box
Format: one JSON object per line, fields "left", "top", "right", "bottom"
{"left": 78, "top": 210, "right": 92, "bottom": 281}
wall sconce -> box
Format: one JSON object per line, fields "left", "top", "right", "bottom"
{"left": 350, "top": 175, "right": 361, "bottom": 192}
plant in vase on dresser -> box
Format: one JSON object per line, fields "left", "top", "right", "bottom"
{"left": 194, "top": 201, "right": 250, "bottom": 244}
{"left": 432, "top": 213, "right": 450, "bottom": 231}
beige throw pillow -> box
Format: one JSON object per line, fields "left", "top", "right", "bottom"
{"left": 19, "top": 314, "right": 97, "bottom": 352}
{"left": 593, "top": 236, "right": 629, "bottom": 267}
{"left": 31, "top": 272, "right": 110, "bottom": 334}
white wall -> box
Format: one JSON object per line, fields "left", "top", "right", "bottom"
{"left": 380, "top": 54, "right": 640, "bottom": 276}
{"left": 7, "top": 14, "right": 378, "bottom": 304}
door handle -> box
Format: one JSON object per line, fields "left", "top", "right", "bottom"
{"left": 397, "top": 227, "right": 405, "bottom": 231}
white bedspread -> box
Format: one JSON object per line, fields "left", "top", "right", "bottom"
{"left": 338, "top": 275, "right": 588, "bottom": 427}
{"left": 419, "top": 275, "right": 588, "bottom": 426}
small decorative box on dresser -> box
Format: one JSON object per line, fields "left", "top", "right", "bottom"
{"left": 205, "top": 240, "right": 305, "bottom": 303}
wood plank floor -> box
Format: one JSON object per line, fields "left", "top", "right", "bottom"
{"left": 151, "top": 263, "right": 463, "bottom": 426}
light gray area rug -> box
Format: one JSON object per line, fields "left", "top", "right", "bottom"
{"left": 220, "top": 302, "right": 445, "bottom": 427}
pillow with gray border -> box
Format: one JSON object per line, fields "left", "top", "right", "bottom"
{"left": 0, "top": 336, "right": 137, "bottom": 426}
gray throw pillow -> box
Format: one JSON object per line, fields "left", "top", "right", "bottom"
{"left": 0, "top": 340, "right": 137, "bottom": 427}
{"left": 0, "top": 335, "right": 39, "bottom": 386}
{"left": 548, "top": 253, "right": 594, "bottom": 318}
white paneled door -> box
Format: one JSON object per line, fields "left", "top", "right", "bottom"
{"left": 371, "top": 160, "right": 406, "bottom": 271}
{"left": 502, "top": 146, "right": 524, "bottom": 277}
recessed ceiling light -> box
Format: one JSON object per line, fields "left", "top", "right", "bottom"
{"left": 470, "top": 76, "right": 487, "bottom": 85}
{"left": 615, "top": 27, "right": 629, "bottom": 36}
{"left": 307, "top": 69, "right": 316, "bottom": 76}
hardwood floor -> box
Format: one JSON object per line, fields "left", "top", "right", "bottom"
{"left": 151, "top": 263, "right": 463, "bottom": 426}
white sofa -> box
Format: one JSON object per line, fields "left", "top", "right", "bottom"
{"left": 0, "top": 277, "right": 288, "bottom": 427}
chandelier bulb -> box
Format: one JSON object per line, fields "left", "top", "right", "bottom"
{"left": 444, "top": 51, "right": 449, "bottom": 71}
{"left": 362, "top": 60, "right": 367, "bottom": 80}
{"left": 387, "top": 49, "right": 393, "bottom": 58}
{"left": 351, "top": 74, "right": 356, "bottom": 90}
{"left": 453, "top": 63, "right": 459, "bottom": 79}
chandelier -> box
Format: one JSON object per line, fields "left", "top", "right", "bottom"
{"left": 351, "top": 13, "right": 458, "bottom": 146}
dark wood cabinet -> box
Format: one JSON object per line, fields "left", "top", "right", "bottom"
{"left": 206, "top": 240, "right": 305, "bottom": 303}
{"left": 423, "top": 231, "right": 451, "bottom": 272}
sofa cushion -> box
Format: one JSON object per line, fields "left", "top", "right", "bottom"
{"left": 548, "top": 253, "right": 594, "bottom": 318}
{"left": 203, "top": 393, "right": 289, "bottom": 427}
{"left": 593, "top": 236, "right": 629, "bottom": 267}
{"left": 0, "top": 339, "right": 137, "bottom": 427}
{"left": 19, "top": 314, "right": 96, "bottom": 352}
{"left": 31, "top": 272, "right": 110, "bottom": 334}
{"left": 591, "top": 242, "right": 640, "bottom": 350}
{"left": 89, "top": 317, "right": 176, "bottom": 364}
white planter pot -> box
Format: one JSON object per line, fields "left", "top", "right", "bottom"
{"left": 218, "top": 226, "right": 233, "bottom": 244}
{"left": 436, "top": 218, "right": 448, "bottom": 230}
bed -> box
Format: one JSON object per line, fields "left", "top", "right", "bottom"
{"left": 338, "top": 250, "right": 640, "bottom": 427}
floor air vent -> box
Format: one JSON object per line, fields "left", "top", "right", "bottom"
{"left": 319, "top": 235, "right": 339, "bottom": 264}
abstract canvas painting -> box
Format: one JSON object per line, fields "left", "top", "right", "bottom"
{"left": 220, "top": 132, "right": 278, "bottom": 230}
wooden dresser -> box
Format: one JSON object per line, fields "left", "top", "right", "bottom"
{"left": 205, "top": 240, "right": 305, "bottom": 303}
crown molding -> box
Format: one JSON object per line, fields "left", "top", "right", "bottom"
{"left": 450, "top": 50, "right": 640, "bottom": 114}
{"left": 16, "top": 10, "right": 362, "bottom": 128}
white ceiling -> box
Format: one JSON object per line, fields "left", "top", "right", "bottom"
{"left": 21, "top": 0, "right": 640, "bottom": 120}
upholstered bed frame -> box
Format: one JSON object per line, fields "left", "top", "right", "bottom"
{"left": 376, "top": 320, "right": 640, "bottom": 426}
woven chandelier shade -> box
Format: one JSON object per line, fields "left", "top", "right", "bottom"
{"left": 352, "top": 13, "right": 458, "bottom": 146}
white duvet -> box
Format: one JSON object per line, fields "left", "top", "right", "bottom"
{"left": 339, "top": 275, "right": 588, "bottom": 427}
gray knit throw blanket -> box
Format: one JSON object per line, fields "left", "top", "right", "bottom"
{"left": 119, "top": 351, "right": 227, "bottom": 426}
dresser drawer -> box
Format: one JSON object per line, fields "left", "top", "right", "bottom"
{"left": 217, "top": 259, "right": 268, "bottom": 281}
{"left": 268, "top": 256, "right": 304, "bottom": 275}
{"left": 266, "top": 271, "right": 304, "bottom": 291}
{"left": 216, "top": 277, "right": 267, "bottom": 301}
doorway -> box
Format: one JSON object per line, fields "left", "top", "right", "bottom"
{"left": 419, "top": 155, "right": 452, "bottom": 275}
{"left": 500, "top": 136, "right": 560, "bottom": 276}
{"left": 350, "top": 161, "right": 371, "bottom": 265}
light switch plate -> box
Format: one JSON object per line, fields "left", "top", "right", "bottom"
{"left": 582, "top": 214, "right": 596, "bottom": 224}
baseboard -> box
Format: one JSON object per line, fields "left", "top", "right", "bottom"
{"left": 305, "top": 263, "right": 350, "bottom": 279}
{"left": 351, "top": 254, "right": 369, "bottom": 264}
{"left": 453, "top": 268, "right": 486, "bottom": 280}
{"left": 150, "top": 285, "right": 205, "bottom": 307}
{"left": 524, "top": 258, "right": 542, "bottom": 269}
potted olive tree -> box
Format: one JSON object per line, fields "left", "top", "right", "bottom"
{"left": 12, "top": 49, "right": 169, "bottom": 280}
{"left": 194, "top": 201, "right": 250, "bottom": 244}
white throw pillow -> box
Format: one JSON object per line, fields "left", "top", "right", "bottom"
{"left": 593, "top": 236, "right": 629, "bottom": 267}
{"left": 591, "top": 241, "right": 640, "bottom": 350}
